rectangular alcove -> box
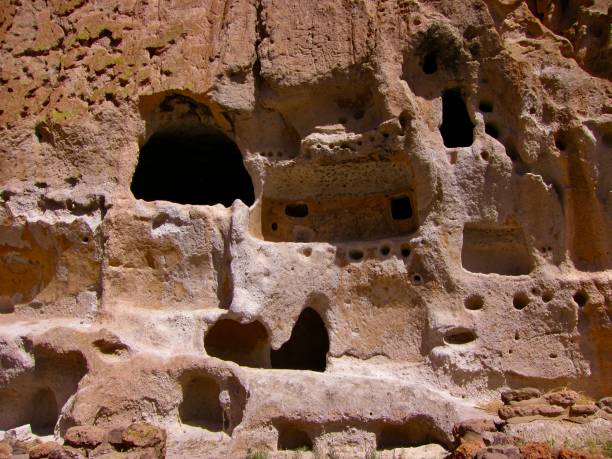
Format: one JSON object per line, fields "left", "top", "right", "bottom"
{"left": 461, "top": 224, "right": 533, "bottom": 275}
{"left": 257, "top": 161, "right": 418, "bottom": 243}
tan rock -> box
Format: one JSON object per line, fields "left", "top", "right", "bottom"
{"left": 501, "top": 388, "right": 541, "bottom": 404}
{"left": 29, "top": 441, "right": 61, "bottom": 459}
{"left": 498, "top": 404, "right": 565, "bottom": 420}
{"left": 64, "top": 426, "right": 107, "bottom": 449}
{"left": 596, "top": 397, "right": 612, "bottom": 409}
{"left": 121, "top": 423, "right": 165, "bottom": 450}
{"left": 453, "top": 419, "right": 498, "bottom": 439}
{"left": 569, "top": 405, "right": 598, "bottom": 417}
{"left": 474, "top": 445, "right": 521, "bottom": 459}
{"left": 545, "top": 391, "right": 579, "bottom": 407}
{"left": 0, "top": 442, "right": 12, "bottom": 457}
{"left": 48, "top": 446, "right": 87, "bottom": 459}
{"left": 88, "top": 443, "right": 117, "bottom": 458}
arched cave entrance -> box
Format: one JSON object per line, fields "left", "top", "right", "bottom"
{"left": 130, "top": 128, "right": 255, "bottom": 207}
{"left": 271, "top": 308, "right": 329, "bottom": 372}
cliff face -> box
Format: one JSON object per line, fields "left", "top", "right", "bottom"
{"left": 0, "top": 0, "right": 611, "bottom": 457}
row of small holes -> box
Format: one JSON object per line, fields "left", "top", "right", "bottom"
{"left": 347, "top": 244, "right": 412, "bottom": 262}
{"left": 465, "top": 289, "right": 587, "bottom": 312}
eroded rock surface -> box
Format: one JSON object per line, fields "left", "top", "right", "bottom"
{"left": 0, "top": 0, "right": 611, "bottom": 457}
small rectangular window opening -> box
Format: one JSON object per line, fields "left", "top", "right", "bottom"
{"left": 391, "top": 196, "right": 413, "bottom": 220}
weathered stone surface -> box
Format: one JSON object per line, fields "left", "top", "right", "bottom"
{"left": 29, "top": 441, "right": 61, "bottom": 459}
{"left": 570, "top": 404, "right": 598, "bottom": 417}
{"left": 88, "top": 443, "right": 116, "bottom": 459}
{"left": 48, "top": 446, "right": 87, "bottom": 459}
{"left": 498, "top": 404, "right": 565, "bottom": 420}
{"left": 106, "top": 428, "right": 125, "bottom": 448}
{"left": 596, "top": 397, "right": 612, "bottom": 409}
{"left": 545, "top": 390, "right": 579, "bottom": 407}
{"left": 520, "top": 442, "right": 554, "bottom": 459}
{"left": 0, "top": 0, "right": 611, "bottom": 457}
{"left": 121, "top": 423, "right": 165, "bottom": 450}
{"left": 0, "top": 442, "right": 11, "bottom": 457}
{"left": 474, "top": 445, "right": 522, "bottom": 459}
{"left": 452, "top": 440, "right": 486, "bottom": 459}
{"left": 557, "top": 448, "right": 606, "bottom": 459}
{"left": 481, "top": 432, "right": 515, "bottom": 447}
{"left": 453, "top": 419, "right": 498, "bottom": 439}
{"left": 501, "top": 388, "right": 541, "bottom": 404}
{"left": 64, "top": 426, "right": 107, "bottom": 449}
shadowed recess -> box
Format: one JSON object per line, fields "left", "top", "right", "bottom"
{"left": 30, "top": 388, "right": 58, "bottom": 436}
{"left": 178, "top": 374, "right": 223, "bottom": 431}
{"left": 271, "top": 308, "right": 329, "bottom": 372}
{"left": 440, "top": 88, "right": 474, "bottom": 148}
{"left": 0, "top": 349, "right": 87, "bottom": 435}
{"left": 461, "top": 224, "right": 533, "bottom": 275}
{"left": 131, "top": 130, "right": 255, "bottom": 207}
{"left": 204, "top": 319, "right": 270, "bottom": 368}
{"left": 377, "top": 416, "right": 450, "bottom": 450}
{"left": 276, "top": 422, "right": 313, "bottom": 451}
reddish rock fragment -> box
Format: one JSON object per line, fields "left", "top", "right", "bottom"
{"left": 452, "top": 439, "right": 486, "bottom": 459}
{"left": 570, "top": 404, "right": 598, "bottom": 417}
{"left": 64, "top": 426, "right": 107, "bottom": 449}
{"left": 501, "top": 388, "right": 541, "bottom": 404}
{"left": 545, "top": 390, "right": 579, "bottom": 407}
{"left": 29, "top": 441, "right": 62, "bottom": 459}
{"left": 520, "top": 442, "right": 554, "bottom": 459}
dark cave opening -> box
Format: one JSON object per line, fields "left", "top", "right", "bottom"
{"left": 422, "top": 52, "right": 438, "bottom": 74}
{"left": 130, "top": 129, "right": 255, "bottom": 207}
{"left": 204, "top": 319, "right": 270, "bottom": 368}
{"left": 30, "top": 388, "right": 58, "bottom": 436}
{"left": 277, "top": 423, "right": 313, "bottom": 451}
{"left": 439, "top": 88, "right": 474, "bottom": 148}
{"left": 271, "top": 308, "right": 329, "bottom": 372}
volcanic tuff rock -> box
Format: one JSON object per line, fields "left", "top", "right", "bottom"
{"left": 0, "top": 0, "right": 611, "bottom": 457}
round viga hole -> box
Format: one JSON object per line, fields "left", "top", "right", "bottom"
{"left": 271, "top": 222, "right": 278, "bottom": 231}
{"left": 400, "top": 245, "right": 411, "bottom": 258}
{"left": 480, "top": 150, "right": 490, "bottom": 161}
{"left": 464, "top": 294, "right": 484, "bottom": 310}
{"left": 348, "top": 249, "right": 364, "bottom": 262}
{"left": 444, "top": 328, "right": 477, "bottom": 345}
{"left": 380, "top": 245, "right": 391, "bottom": 256}
{"left": 573, "top": 290, "right": 588, "bottom": 307}
{"left": 542, "top": 290, "right": 554, "bottom": 303}
{"left": 411, "top": 273, "right": 423, "bottom": 285}
{"left": 513, "top": 292, "right": 530, "bottom": 310}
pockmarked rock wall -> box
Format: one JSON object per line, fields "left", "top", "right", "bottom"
{"left": 0, "top": 0, "right": 611, "bottom": 457}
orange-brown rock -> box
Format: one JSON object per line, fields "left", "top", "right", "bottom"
{"left": 64, "top": 426, "right": 107, "bottom": 450}
{"left": 452, "top": 439, "right": 486, "bottom": 459}
{"left": 545, "top": 391, "right": 579, "bottom": 407}
{"left": 29, "top": 441, "right": 62, "bottom": 459}
{"left": 520, "top": 442, "right": 554, "bottom": 459}
{"left": 557, "top": 448, "right": 606, "bottom": 459}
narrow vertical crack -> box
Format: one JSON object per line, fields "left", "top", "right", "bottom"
{"left": 253, "top": 0, "right": 269, "bottom": 91}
